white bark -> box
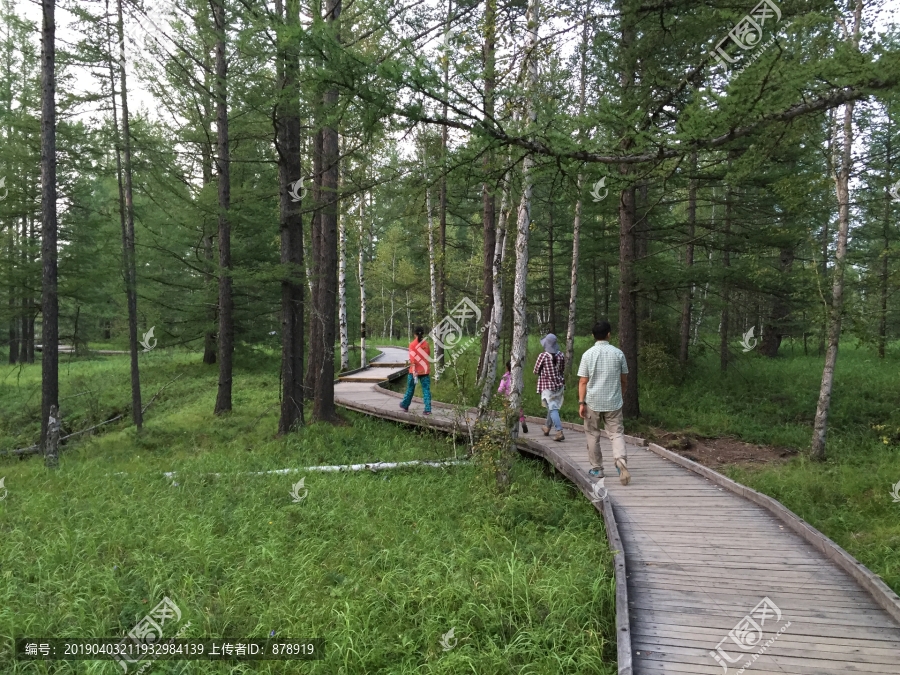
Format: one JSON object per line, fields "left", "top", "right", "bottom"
{"left": 811, "top": 1, "right": 860, "bottom": 461}
{"left": 565, "top": 182, "right": 582, "bottom": 373}
{"left": 812, "top": 100, "right": 855, "bottom": 460}
{"left": 338, "top": 196, "right": 349, "bottom": 371}
{"left": 478, "top": 170, "right": 511, "bottom": 413}
{"left": 564, "top": 12, "right": 588, "bottom": 374}
{"left": 509, "top": 0, "right": 539, "bottom": 425}
{"left": 358, "top": 195, "right": 367, "bottom": 367}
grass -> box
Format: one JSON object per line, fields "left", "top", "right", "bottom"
{"left": 0, "top": 349, "right": 617, "bottom": 674}
{"left": 392, "top": 333, "right": 900, "bottom": 595}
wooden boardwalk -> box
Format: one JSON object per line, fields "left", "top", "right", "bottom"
{"left": 335, "top": 347, "right": 900, "bottom": 675}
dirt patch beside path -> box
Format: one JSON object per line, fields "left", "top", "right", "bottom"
{"left": 643, "top": 428, "right": 799, "bottom": 471}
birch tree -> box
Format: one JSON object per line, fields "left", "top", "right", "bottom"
{"left": 358, "top": 193, "right": 367, "bottom": 368}
{"left": 811, "top": 0, "right": 863, "bottom": 461}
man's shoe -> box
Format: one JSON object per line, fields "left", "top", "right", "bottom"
{"left": 541, "top": 426, "right": 551, "bottom": 436}
{"left": 615, "top": 459, "right": 631, "bottom": 486}
{"left": 553, "top": 431, "right": 565, "bottom": 442}
{"left": 589, "top": 467, "right": 604, "bottom": 478}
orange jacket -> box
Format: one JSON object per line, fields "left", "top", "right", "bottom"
{"left": 409, "top": 338, "right": 430, "bottom": 375}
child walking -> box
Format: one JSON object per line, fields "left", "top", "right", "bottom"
{"left": 400, "top": 326, "right": 432, "bottom": 415}
{"left": 497, "top": 361, "right": 528, "bottom": 433}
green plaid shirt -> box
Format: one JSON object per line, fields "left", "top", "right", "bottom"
{"left": 577, "top": 341, "right": 629, "bottom": 412}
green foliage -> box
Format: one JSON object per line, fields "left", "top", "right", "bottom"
{"left": 0, "top": 355, "right": 617, "bottom": 674}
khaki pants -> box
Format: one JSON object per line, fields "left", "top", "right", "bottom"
{"left": 584, "top": 406, "right": 625, "bottom": 469}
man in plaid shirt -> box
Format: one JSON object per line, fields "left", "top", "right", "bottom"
{"left": 577, "top": 320, "right": 631, "bottom": 485}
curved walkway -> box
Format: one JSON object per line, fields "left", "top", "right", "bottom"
{"left": 335, "top": 347, "right": 900, "bottom": 675}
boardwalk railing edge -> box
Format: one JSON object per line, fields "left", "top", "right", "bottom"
{"left": 643, "top": 440, "right": 900, "bottom": 626}
{"left": 335, "top": 373, "right": 633, "bottom": 675}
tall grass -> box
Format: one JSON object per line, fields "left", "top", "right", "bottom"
{"left": 0, "top": 350, "right": 617, "bottom": 674}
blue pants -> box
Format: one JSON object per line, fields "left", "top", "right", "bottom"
{"left": 546, "top": 408, "right": 562, "bottom": 431}
{"left": 401, "top": 374, "right": 431, "bottom": 412}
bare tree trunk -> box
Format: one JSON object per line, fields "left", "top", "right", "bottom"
{"left": 812, "top": 96, "right": 857, "bottom": 461}
{"left": 275, "top": 0, "right": 305, "bottom": 434}
{"left": 113, "top": 0, "right": 143, "bottom": 428}
{"left": 547, "top": 208, "right": 556, "bottom": 334}
{"left": 305, "top": 128, "right": 323, "bottom": 399}
{"left": 477, "top": 0, "right": 496, "bottom": 374}
{"left": 7, "top": 225, "right": 18, "bottom": 364}
{"left": 201, "top": 42, "right": 217, "bottom": 365}
{"left": 338, "top": 152, "right": 349, "bottom": 372}
{"left": 212, "top": 0, "right": 233, "bottom": 415}
{"left": 478, "top": 170, "right": 510, "bottom": 412}
{"left": 509, "top": 0, "right": 538, "bottom": 443}
{"left": 358, "top": 193, "right": 367, "bottom": 368}
{"left": 720, "top": 160, "right": 732, "bottom": 372}
{"left": 678, "top": 151, "right": 697, "bottom": 365}
{"left": 878, "top": 138, "right": 892, "bottom": 359}
{"left": 617, "top": 0, "right": 639, "bottom": 418}
{"left": 760, "top": 245, "right": 795, "bottom": 357}
{"left": 435, "top": 0, "right": 451, "bottom": 373}
{"left": 312, "top": 0, "right": 341, "bottom": 422}
{"left": 39, "top": 0, "right": 59, "bottom": 463}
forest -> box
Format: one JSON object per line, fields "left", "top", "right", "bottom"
{"left": 1, "top": 0, "right": 899, "bottom": 671}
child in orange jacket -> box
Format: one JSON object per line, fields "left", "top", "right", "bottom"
{"left": 400, "top": 327, "right": 432, "bottom": 415}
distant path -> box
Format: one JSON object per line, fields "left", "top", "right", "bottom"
{"left": 335, "top": 347, "right": 900, "bottom": 675}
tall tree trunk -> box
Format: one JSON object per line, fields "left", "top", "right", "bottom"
{"left": 338, "top": 177, "right": 348, "bottom": 372}
{"left": 435, "top": 0, "right": 451, "bottom": 373}
{"left": 720, "top": 159, "right": 733, "bottom": 372}
{"left": 478, "top": 170, "right": 510, "bottom": 412}
{"left": 39, "top": 0, "right": 59, "bottom": 465}
{"left": 616, "top": 0, "right": 639, "bottom": 418}
{"left": 878, "top": 137, "right": 892, "bottom": 359}
{"left": 564, "top": 178, "right": 582, "bottom": 374}
{"left": 201, "top": 43, "right": 217, "bottom": 365}
{"left": 547, "top": 208, "right": 556, "bottom": 334}
{"left": 275, "top": 0, "right": 305, "bottom": 434}
{"left": 7, "top": 224, "right": 18, "bottom": 364}
{"left": 508, "top": 0, "right": 538, "bottom": 443}
{"left": 760, "top": 245, "right": 795, "bottom": 357}
{"left": 114, "top": 0, "right": 143, "bottom": 428}
{"left": 678, "top": 151, "right": 697, "bottom": 365}
{"left": 426, "top": 178, "right": 437, "bottom": 338}
{"left": 312, "top": 0, "right": 341, "bottom": 422}
{"left": 477, "top": 0, "right": 496, "bottom": 374}
{"left": 358, "top": 193, "right": 367, "bottom": 368}
{"left": 812, "top": 97, "right": 857, "bottom": 461}
{"left": 305, "top": 129, "right": 323, "bottom": 399}
{"left": 212, "top": 0, "right": 233, "bottom": 415}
